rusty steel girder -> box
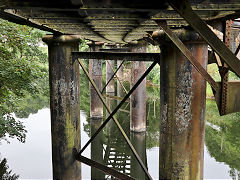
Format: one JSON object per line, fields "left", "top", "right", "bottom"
{"left": 167, "top": 0, "right": 240, "bottom": 78}
{"left": 219, "top": 20, "right": 231, "bottom": 115}
{"left": 165, "top": 0, "right": 240, "bottom": 115}
{"left": 156, "top": 21, "right": 219, "bottom": 92}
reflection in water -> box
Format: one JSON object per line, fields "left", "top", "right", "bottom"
{"left": 91, "top": 118, "right": 105, "bottom": 180}
{"left": 1, "top": 73, "right": 239, "bottom": 179}
{"left": 0, "top": 156, "right": 19, "bottom": 180}
{"left": 88, "top": 96, "right": 148, "bottom": 180}
{"left": 130, "top": 132, "right": 147, "bottom": 180}
{"left": 205, "top": 100, "right": 240, "bottom": 179}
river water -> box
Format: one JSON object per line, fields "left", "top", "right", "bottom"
{"left": 0, "top": 104, "right": 238, "bottom": 179}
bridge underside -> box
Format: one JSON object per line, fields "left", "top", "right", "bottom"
{"left": 2, "top": 1, "right": 240, "bottom": 180}
{"left": 1, "top": 0, "right": 240, "bottom": 43}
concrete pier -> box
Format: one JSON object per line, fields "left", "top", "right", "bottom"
{"left": 117, "top": 60, "right": 125, "bottom": 100}
{"left": 159, "top": 29, "right": 207, "bottom": 180}
{"left": 105, "top": 44, "right": 115, "bottom": 94}
{"left": 130, "top": 43, "right": 147, "bottom": 132}
{"left": 89, "top": 42, "right": 104, "bottom": 118}
{"left": 43, "top": 35, "right": 81, "bottom": 180}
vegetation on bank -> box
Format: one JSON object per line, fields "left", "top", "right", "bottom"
{"left": 0, "top": 19, "right": 49, "bottom": 142}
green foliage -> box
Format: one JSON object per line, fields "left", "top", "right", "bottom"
{"left": 205, "top": 100, "right": 240, "bottom": 177}
{"left": 0, "top": 157, "right": 19, "bottom": 180}
{"left": 0, "top": 19, "right": 48, "bottom": 142}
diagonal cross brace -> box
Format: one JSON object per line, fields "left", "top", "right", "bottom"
{"left": 77, "top": 155, "right": 136, "bottom": 180}
{"left": 167, "top": 0, "right": 240, "bottom": 78}
{"left": 77, "top": 58, "right": 159, "bottom": 180}
{"left": 101, "top": 60, "right": 128, "bottom": 94}
{"left": 156, "top": 20, "right": 219, "bottom": 92}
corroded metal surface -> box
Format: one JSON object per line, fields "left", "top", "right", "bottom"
{"left": 225, "top": 81, "right": 240, "bottom": 114}
{"left": 159, "top": 30, "right": 207, "bottom": 180}
{"left": 156, "top": 21, "right": 218, "bottom": 92}
{"left": 89, "top": 42, "right": 104, "bottom": 118}
{"left": 168, "top": 0, "right": 240, "bottom": 78}
{"left": 43, "top": 35, "right": 81, "bottom": 179}
{"left": 220, "top": 20, "right": 231, "bottom": 115}
{"left": 130, "top": 43, "right": 147, "bottom": 132}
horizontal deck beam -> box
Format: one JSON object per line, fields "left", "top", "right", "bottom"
{"left": 72, "top": 52, "right": 160, "bottom": 61}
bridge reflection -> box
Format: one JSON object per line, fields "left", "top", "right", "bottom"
{"left": 90, "top": 99, "right": 148, "bottom": 180}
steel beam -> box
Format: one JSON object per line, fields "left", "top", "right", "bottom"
{"left": 167, "top": 0, "right": 240, "bottom": 78}
{"left": 77, "top": 155, "right": 135, "bottom": 180}
{"left": 156, "top": 21, "right": 219, "bottom": 92}
{"left": 0, "top": 10, "right": 62, "bottom": 35}
{"left": 72, "top": 52, "right": 160, "bottom": 61}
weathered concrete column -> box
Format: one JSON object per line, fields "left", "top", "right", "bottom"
{"left": 43, "top": 35, "right": 81, "bottom": 180}
{"left": 88, "top": 42, "right": 104, "bottom": 118}
{"left": 90, "top": 118, "right": 105, "bottom": 180}
{"left": 117, "top": 60, "right": 125, "bottom": 99}
{"left": 129, "top": 43, "right": 147, "bottom": 132}
{"left": 159, "top": 29, "right": 207, "bottom": 180}
{"left": 105, "top": 44, "right": 116, "bottom": 116}
{"left": 105, "top": 44, "right": 116, "bottom": 94}
{"left": 116, "top": 47, "right": 129, "bottom": 102}
{"left": 130, "top": 132, "right": 147, "bottom": 180}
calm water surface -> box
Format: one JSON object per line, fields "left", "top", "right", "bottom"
{"left": 0, "top": 107, "right": 237, "bottom": 179}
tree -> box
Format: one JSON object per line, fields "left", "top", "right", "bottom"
{"left": 0, "top": 19, "right": 48, "bottom": 142}
{"left": 0, "top": 157, "right": 19, "bottom": 180}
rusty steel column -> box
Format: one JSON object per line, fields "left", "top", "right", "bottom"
{"left": 129, "top": 42, "right": 147, "bottom": 132}
{"left": 43, "top": 35, "right": 81, "bottom": 180}
{"left": 159, "top": 29, "right": 207, "bottom": 180}
{"left": 89, "top": 42, "right": 104, "bottom": 118}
